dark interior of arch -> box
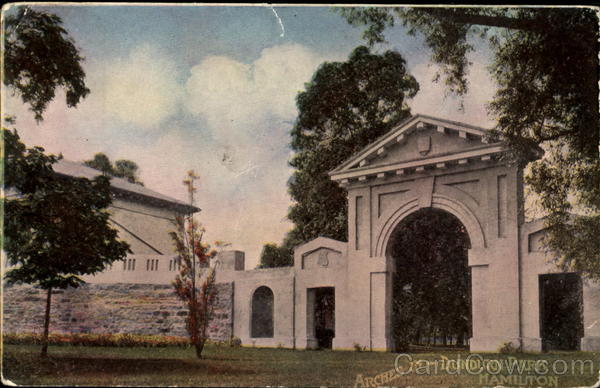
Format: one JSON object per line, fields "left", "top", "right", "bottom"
{"left": 387, "top": 208, "right": 471, "bottom": 351}
{"left": 251, "top": 286, "right": 274, "bottom": 338}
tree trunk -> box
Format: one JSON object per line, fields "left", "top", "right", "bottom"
{"left": 41, "top": 286, "right": 52, "bottom": 358}
{"left": 426, "top": 326, "right": 432, "bottom": 346}
{"left": 195, "top": 340, "right": 205, "bottom": 359}
{"left": 415, "top": 325, "right": 422, "bottom": 346}
{"left": 458, "top": 331, "right": 464, "bottom": 347}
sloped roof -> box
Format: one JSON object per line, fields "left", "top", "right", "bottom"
{"left": 329, "top": 114, "right": 507, "bottom": 183}
{"left": 332, "top": 114, "right": 492, "bottom": 173}
{"left": 54, "top": 160, "right": 199, "bottom": 214}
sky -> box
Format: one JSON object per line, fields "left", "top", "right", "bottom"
{"left": 2, "top": 4, "right": 497, "bottom": 268}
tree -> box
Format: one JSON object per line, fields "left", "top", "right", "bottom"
{"left": 84, "top": 152, "right": 144, "bottom": 186}
{"left": 113, "top": 159, "right": 142, "bottom": 184}
{"left": 170, "top": 171, "right": 218, "bottom": 359}
{"left": 339, "top": 7, "right": 600, "bottom": 280}
{"left": 4, "top": 128, "right": 131, "bottom": 357}
{"left": 3, "top": 6, "right": 99, "bottom": 356}
{"left": 84, "top": 152, "right": 113, "bottom": 175}
{"left": 258, "top": 243, "right": 293, "bottom": 268}
{"left": 3, "top": 6, "right": 90, "bottom": 122}
{"left": 259, "top": 46, "right": 419, "bottom": 267}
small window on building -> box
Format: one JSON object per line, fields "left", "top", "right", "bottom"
{"left": 251, "top": 286, "right": 274, "bottom": 338}
{"left": 171, "top": 258, "right": 180, "bottom": 271}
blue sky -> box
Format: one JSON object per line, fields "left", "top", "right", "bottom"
{"left": 2, "top": 4, "right": 496, "bottom": 267}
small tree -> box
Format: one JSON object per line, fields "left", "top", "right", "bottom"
{"left": 84, "top": 152, "right": 113, "bottom": 175}
{"left": 84, "top": 152, "right": 144, "bottom": 186}
{"left": 4, "top": 128, "right": 131, "bottom": 357}
{"left": 258, "top": 243, "right": 293, "bottom": 268}
{"left": 170, "top": 171, "right": 218, "bottom": 359}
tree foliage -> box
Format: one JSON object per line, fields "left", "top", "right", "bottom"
{"left": 84, "top": 152, "right": 113, "bottom": 175}
{"left": 339, "top": 7, "right": 600, "bottom": 280}
{"left": 4, "top": 128, "right": 131, "bottom": 356}
{"left": 258, "top": 243, "right": 293, "bottom": 268}
{"left": 259, "top": 46, "right": 418, "bottom": 267}
{"left": 4, "top": 129, "right": 131, "bottom": 289}
{"left": 3, "top": 6, "right": 90, "bottom": 121}
{"left": 389, "top": 209, "right": 471, "bottom": 351}
{"left": 170, "top": 171, "right": 218, "bottom": 359}
{"left": 84, "top": 152, "right": 144, "bottom": 186}
{"left": 113, "top": 159, "right": 142, "bottom": 184}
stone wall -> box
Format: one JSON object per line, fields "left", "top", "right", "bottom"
{"left": 3, "top": 282, "right": 233, "bottom": 341}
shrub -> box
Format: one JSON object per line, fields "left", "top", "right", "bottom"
{"left": 229, "top": 336, "right": 242, "bottom": 347}
{"left": 3, "top": 332, "right": 190, "bottom": 348}
{"left": 498, "top": 341, "right": 522, "bottom": 353}
{"left": 353, "top": 342, "right": 366, "bottom": 352}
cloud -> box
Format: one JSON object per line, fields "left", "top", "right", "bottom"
{"left": 3, "top": 44, "right": 184, "bottom": 158}
{"left": 408, "top": 54, "right": 497, "bottom": 128}
{"left": 184, "top": 43, "right": 332, "bottom": 146}
{"left": 4, "top": 42, "right": 338, "bottom": 268}
{"left": 122, "top": 43, "right": 341, "bottom": 267}
{"left": 5, "top": 41, "right": 374, "bottom": 268}
{"left": 104, "top": 44, "right": 182, "bottom": 128}
{"left": 2, "top": 69, "right": 121, "bottom": 161}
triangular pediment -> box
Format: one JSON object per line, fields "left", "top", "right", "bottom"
{"left": 330, "top": 114, "right": 507, "bottom": 183}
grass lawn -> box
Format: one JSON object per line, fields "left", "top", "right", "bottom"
{"left": 3, "top": 344, "right": 600, "bottom": 386}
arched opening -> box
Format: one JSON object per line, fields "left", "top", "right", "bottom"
{"left": 251, "top": 286, "right": 274, "bottom": 338}
{"left": 387, "top": 208, "right": 471, "bottom": 351}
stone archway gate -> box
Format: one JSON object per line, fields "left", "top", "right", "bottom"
{"left": 327, "top": 114, "right": 598, "bottom": 352}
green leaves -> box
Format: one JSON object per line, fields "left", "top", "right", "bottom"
{"left": 336, "top": 8, "right": 395, "bottom": 46}
{"left": 489, "top": 8, "right": 598, "bottom": 159}
{"left": 260, "top": 46, "right": 418, "bottom": 268}
{"left": 340, "top": 6, "right": 600, "bottom": 280}
{"left": 3, "top": 6, "right": 90, "bottom": 122}
{"left": 4, "top": 128, "right": 59, "bottom": 194}
{"left": 4, "top": 129, "right": 131, "bottom": 290}
{"left": 84, "top": 152, "right": 144, "bottom": 185}
{"left": 258, "top": 243, "right": 293, "bottom": 268}
{"left": 527, "top": 143, "right": 600, "bottom": 281}
{"left": 288, "top": 46, "right": 417, "bottom": 242}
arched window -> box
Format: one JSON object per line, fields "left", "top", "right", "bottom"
{"left": 251, "top": 286, "right": 274, "bottom": 338}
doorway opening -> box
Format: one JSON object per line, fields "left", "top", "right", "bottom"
{"left": 307, "top": 287, "right": 335, "bottom": 349}
{"left": 387, "top": 208, "right": 472, "bottom": 352}
{"left": 539, "top": 273, "right": 583, "bottom": 351}
{"left": 251, "top": 286, "right": 274, "bottom": 338}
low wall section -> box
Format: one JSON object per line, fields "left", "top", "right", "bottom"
{"left": 3, "top": 282, "right": 233, "bottom": 341}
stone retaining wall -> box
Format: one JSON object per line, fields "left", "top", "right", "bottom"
{"left": 3, "top": 282, "right": 233, "bottom": 341}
